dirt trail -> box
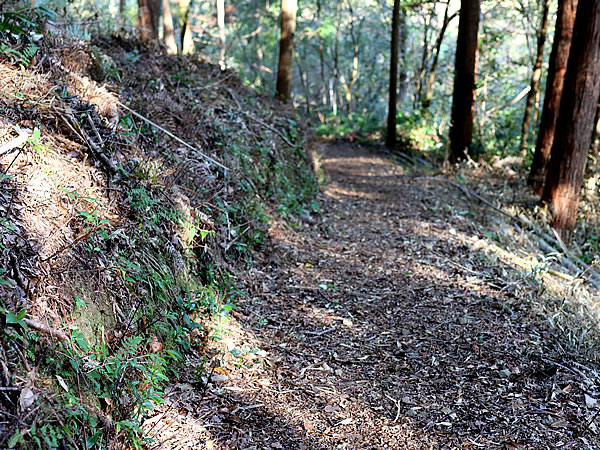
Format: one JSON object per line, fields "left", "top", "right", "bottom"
{"left": 145, "top": 143, "right": 599, "bottom": 449}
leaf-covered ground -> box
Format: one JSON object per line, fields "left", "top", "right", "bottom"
{"left": 144, "top": 143, "right": 600, "bottom": 449}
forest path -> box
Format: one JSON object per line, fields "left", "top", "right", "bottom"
{"left": 145, "top": 142, "right": 598, "bottom": 449}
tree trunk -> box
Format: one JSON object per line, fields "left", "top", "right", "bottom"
{"left": 528, "top": 0, "right": 578, "bottom": 193}
{"left": 275, "top": 0, "right": 298, "bottom": 101}
{"left": 217, "top": 0, "right": 226, "bottom": 68}
{"left": 295, "top": 50, "right": 310, "bottom": 115}
{"left": 590, "top": 97, "right": 600, "bottom": 157}
{"left": 422, "top": 2, "right": 457, "bottom": 109}
{"left": 138, "top": 0, "right": 157, "bottom": 40}
{"left": 386, "top": 0, "right": 401, "bottom": 148}
{"left": 397, "top": 8, "right": 408, "bottom": 108}
{"left": 520, "top": 0, "right": 552, "bottom": 155}
{"left": 137, "top": 0, "right": 160, "bottom": 40}
{"left": 120, "top": 0, "right": 126, "bottom": 16}
{"left": 415, "top": 5, "right": 435, "bottom": 108}
{"left": 162, "top": 0, "right": 178, "bottom": 54}
{"left": 316, "top": 0, "right": 327, "bottom": 113}
{"left": 541, "top": 0, "right": 600, "bottom": 236}
{"left": 449, "top": 0, "right": 481, "bottom": 162}
{"left": 179, "top": 0, "right": 196, "bottom": 54}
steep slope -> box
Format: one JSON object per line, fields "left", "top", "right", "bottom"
{"left": 0, "top": 27, "right": 317, "bottom": 448}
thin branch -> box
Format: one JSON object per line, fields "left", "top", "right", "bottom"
{"left": 117, "top": 102, "right": 230, "bottom": 172}
{"left": 0, "top": 127, "right": 30, "bottom": 157}
{"left": 22, "top": 318, "right": 67, "bottom": 343}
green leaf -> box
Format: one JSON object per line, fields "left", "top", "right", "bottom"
{"left": 7, "top": 430, "right": 22, "bottom": 448}
{"left": 6, "top": 310, "right": 27, "bottom": 329}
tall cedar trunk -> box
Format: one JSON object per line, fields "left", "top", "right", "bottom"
{"left": 449, "top": 0, "right": 480, "bottom": 162}
{"left": 137, "top": 0, "right": 160, "bottom": 40}
{"left": 162, "top": 0, "right": 178, "bottom": 54}
{"left": 520, "top": 0, "right": 552, "bottom": 154}
{"left": 528, "top": 0, "right": 578, "bottom": 193}
{"left": 275, "top": 0, "right": 298, "bottom": 101}
{"left": 541, "top": 0, "right": 600, "bottom": 235}
{"left": 386, "top": 0, "right": 401, "bottom": 148}
{"left": 422, "top": 2, "right": 457, "bottom": 109}
{"left": 217, "top": 0, "right": 226, "bottom": 68}
{"left": 179, "top": 0, "right": 196, "bottom": 54}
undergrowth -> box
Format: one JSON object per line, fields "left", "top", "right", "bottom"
{"left": 0, "top": 8, "right": 318, "bottom": 448}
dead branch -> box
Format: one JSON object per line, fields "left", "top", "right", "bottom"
{"left": 22, "top": 318, "right": 67, "bottom": 343}
{"left": 446, "top": 180, "right": 600, "bottom": 289}
{"left": 0, "top": 127, "right": 30, "bottom": 157}
{"left": 117, "top": 102, "right": 230, "bottom": 172}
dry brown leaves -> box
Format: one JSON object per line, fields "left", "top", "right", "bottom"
{"left": 145, "top": 143, "right": 600, "bottom": 449}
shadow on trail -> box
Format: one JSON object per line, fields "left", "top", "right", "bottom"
{"left": 149, "top": 142, "right": 599, "bottom": 449}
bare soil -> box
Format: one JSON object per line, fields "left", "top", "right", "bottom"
{"left": 144, "top": 142, "right": 600, "bottom": 449}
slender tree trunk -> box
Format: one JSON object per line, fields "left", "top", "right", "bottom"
{"left": 162, "top": 0, "right": 178, "bottom": 54}
{"left": 120, "top": 0, "right": 126, "bottom": 16}
{"left": 449, "top": 0, "right": 481, "bottom": 162}
{"left": 217, "top": 0, "right": 226, "bottom": 68}
{"left": 138, "top": 0, "right": 160, "bottom": 40}
{"left": 386, "top": 0, "right": 401, "bottom": 148}
{"left": 397, "top": 8, "right": 408, "bottom": 107}
{"left": 276, "top": 0, "right": 298, "bottom": 101}
{"left": 520, "top": 0, "right": 552, "bottom": 155}
{"left": 415, "top": 5, "right": 435, "bottom": 108}
{"left": 179, "top": 0, "right": 196, "bottom": 54}
{"left": 339, "top": 2, "right": 363, "bottom": 119}
{"left": 316, "top": 0, "right": 327, "bottom": 113}
{"left": 529, "top": 0, "right": 578, "bottom": 193}
{"left": 591, "top": 97, "right": 600, "bottom": 156}
{"left": 422, "top": 2, "right": 457, "bottom": 109}
{"left": 331, "top": 1, "right": 342, "bottom": 118}
{"left": 542, "top": 0, "right": 600, "bottom": 236}
{"left": 295, "top": 49, "right": 310, "bottom": 115}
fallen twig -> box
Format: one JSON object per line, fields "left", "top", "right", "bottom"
{"left": 242, "top": 112, "right": 295, "bottom": 148}
{"left": 117, "top": 101, "right": 229, "bottom": 172}
{"left": 446, "top": 179, "right": 600, "bottom": 289}
{"left": 23, "top": 318, "right": 67, "bottom": 343}
{"left": 0, "top": 127, "right": 30, "bottom": 157}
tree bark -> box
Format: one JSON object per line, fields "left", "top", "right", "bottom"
{"left": 276, "top": 0, "right": 298, "bottom": 101}
{"left": 541, "top": 0, "right": 600, "bottom": 236}
{"left": 528, "top": 0, "right": 578, "bottom": 193}
{"left": 217, "top": 0, "right": 226, "bottom": 68}
{"left": 386, "top": 0, "right": 401, "bottom": 148}
{"left": 520, "top": 0, "right": 552, "bottom": 155}
{"left": 179, "top": 0, "right": 196, "bottom": 54}
{"left": 137, "top": 0, "right": 160, "bottom": 40}
{"left": 449, "top": 0, "right": 481, "bottom": 162}
{"left": 162, "top": 0, "right": 178, "bottom": 54}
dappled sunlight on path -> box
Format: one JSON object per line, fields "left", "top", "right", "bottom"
{"left": 146, "top": 143, "right": 600, "bottom": 449}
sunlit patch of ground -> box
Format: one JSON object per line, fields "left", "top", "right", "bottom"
{"left": 149, "top": 142, "right": 600, "bottom": 448}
